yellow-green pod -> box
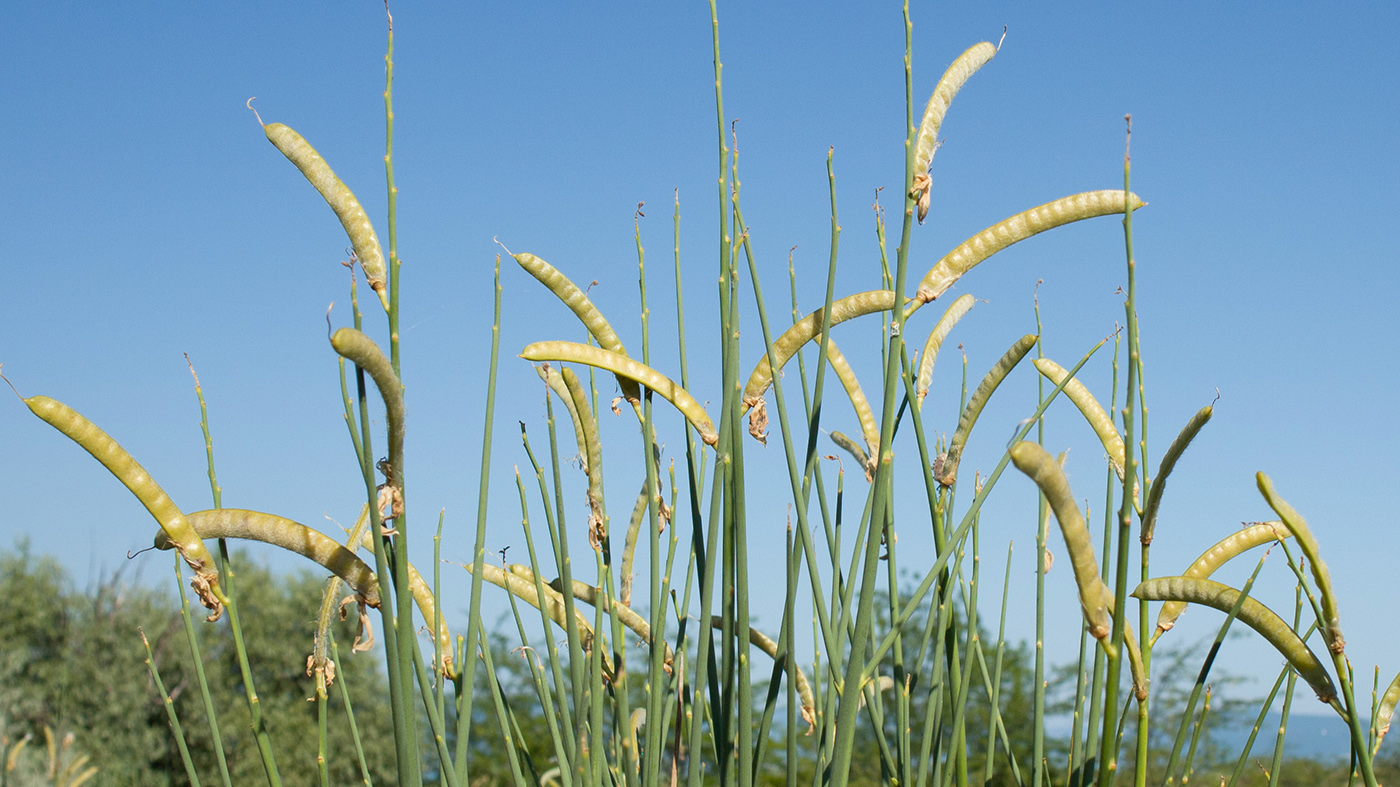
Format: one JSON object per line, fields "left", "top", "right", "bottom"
{"left": 916, "top": 293, "right": 976, "bottom": 404}
{"left": 742, "top": 290, "right": 898, "bottom": 405}
{"left": 1009, "top": 441, "right": 1112, "bottom": 639}
{"left": 710, "top": 615, "right": 818, "bottom": 728}
{"left": 915, "top": 191, "right": 1146, "bottom": 303}
{"left": 1032, "top": 358, "right": 1125, "bottom": 478}
{"left": 467, "top": 562, "right": 605, "bottom": 672}
{"left": 172, "top": 509, "right": 379, "bottom": 606}
{"left": 1152, "top": 522, "right": 1290, "bottom": 638}
{"left": 262, "top": 122, "right": 389, "bottom": 311}
{"left": 829, "top": 430, "right": 873, "bottom": 482}
{"left": 1140, "top": 405, "right": 1213, "bottom": 545}
{"left": 1256, "top": 473, "right": 1344, "bottom": 654}
{"left": 514, "top": 252, "right": 641, "bottom": 405}
{"left": 173, "top": 508, "right": 455, "bottom": 674}
{"left": 23, "top": 395, "right": 223, "bottom": 617}
{"left": 330, "top": 328, "right": 404, "bottom": 486}
{"left": 561, "top": 367, "right": 608, "bottom": 546}
{"left": 1376, "top": 670, "right": 1400, "bottom": 752}
{"left": 936, "top": 334, "right": 1038, "bottom": 487}
{"left": 521, "top": 341, "right": 717, "bottom": 446}
{"left": 536, "top": 363, "right": 589, "bottom": 473}
{"left": 822, "top": 337, "right": 879, "bottom": 459}
{"left": 1133, "top": 577, "right": 1337, "bottom": 704}
{"left": 911, "top": 42, "right": 999, "bottom": 223}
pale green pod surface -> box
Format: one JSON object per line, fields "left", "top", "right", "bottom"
{"left": 915, "top": 190, "right": 1147, "bottom": 303}
{"left": 535, "top": 364, "right": 589, "bottom": 473}
{"left": 24, "top": 395, "right": 223, "bottom": 616}
{"left": 829, "top": 431, "right": 872, "bottom": 480}
{"left": 514, "top": 252, "right": 641, "bottom": 404}
{"left": 561, "top": 367, "right": 607, "bottom": 545}
{"left": 913, "top": 42, "right": 998, "bottom": 177}
{"left": 1153, "top": 522, "right": 1290, "bottom": 636}
{"left": 1133, "top": 577, "right": 1337, "bottom": 704}
{"left": 822, "top": 337, "right": 878, "bottom": 457}
{"left": 1032, "top": 357, "right": 1125, "bottom": 477}
{"left": 1256, "top": 473, "right": 1344, "bottom": 654}
{"left": 742, "top": 289, "right": 898, "bottom": 405}
{"left": 330, "top": 328, "right": 404, "bottom": 484}
{"left": 936, "top": 334, "right": 1038, "bottom": 487}
{"left": 521, "top": 341, "right": 717, "bottom": 446}
{"left": 468, "top": 563, "right": 603, "bottom": 668}
{"left": 174, "top": 509, "right": 380, "bottom": 607}
{"left": 1009, "top": 441, "right": 1112, "bottom": 639}
{"left": 263, "top": 122, "right": 389, "bottom": 311}
{"left": 1141, "top": 405, "right": 1213, "bottom": 545}
{"left": 916, "top": 293, "right": 976, "bottom": 403}
{"left": 1377, "top": 670, "right": 1400, "bottom": 750}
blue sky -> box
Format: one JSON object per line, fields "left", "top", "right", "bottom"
{"left": 3, "top": 3, "right": 1397, "bottom": 715}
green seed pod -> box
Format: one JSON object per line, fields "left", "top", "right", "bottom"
{"left": 23, "top": 395, "right": 223, "bottom": 618}
{"left": 937, "top": 334, "right": 1038, "bottom": 487}
{"left": 1256, "top": 473, "right": 1344, "bottom": 654}
{"left": 1031, "top": 357, "right": 1125, "bottom": 478}
{"left": 521, "top": 341, "right": 718, "bottom": 446}
{"left": 1140, "top": 405, "right": 1213, "bottom": 545}
{"left": 262, "top": 122, "right": 389, "bottom": 311}
{"left": 742, "top": 289, "right": 898, "bottom": 405}
{"left": 330, "top": 328, "right": 404, "bottom": 494}
{"left": 561, "top": 366, "right": 607, "bottom": 547}
{"left": 170, "top": 509, "right": 380, "bottom": 606}
{"left": 1376, "top": 669, "right": 1400, "bottom": 752}
{"left": 1133, "top": 577, "right": 1337, "bottom": 704}
{"left": 1009, "top": 441, "right": 1112, "bottom": 639}
{"left": 466, "top": 562, "right": 605, "bottom": 672}
{"left": 169, "top": 508, "right": 455, "bottom": 675}
{"left": 514, "top": 252, "right": 641, "bottom": 405}
{"left": 829, "top": 431, "right": 873, "bottom": 482}
{"left": 535, "top": 363, "right": 589, "bottom": 473}
{"left": 911, "top": 42, "right": 998, "bottom": 223}
{"left": 1153, "top": 522, "right": 1291, "bottom": 638}
{"left": 822, "top": 337, "right": 879, "bottom": 459}
{"left": 915, "top": 293, "right": 976, "bottom": 404}
{"left": 915, "top": 191, "right": 1146, "bottom": 303}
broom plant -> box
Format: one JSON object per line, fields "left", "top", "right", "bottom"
{"left": 8, "top": 3, "right": 1395, "bottom": 786}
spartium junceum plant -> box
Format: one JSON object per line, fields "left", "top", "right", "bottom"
{"left": 9, "top": 4, "right": 1399, "bottom": 787}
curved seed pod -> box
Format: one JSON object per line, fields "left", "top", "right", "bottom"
{"left": 514, "top": 252, "right": 641, "bottom": 405}
{"left": 171, "top": 508, "right": 456, "bottom": 674}
{"left": 262, "top": 122, "right": 389, "bottom": 311}
{"left": 521, "top": 341, "right": 717, "bottom": 446}
{"left": 1153, "top": 522, "right": 1291, "bottom": 638}
{"left": 1376, "top": 670, "right": 1400, "bottom": 752}
{"left": 465, "top": 562, "right": 604, "bottom": 671}
{"left": 916, "top": 293, "right": 976, "bottom": 403}
{"left": 936, "top": 334, "right": 1038, "bottom": 486}
{"left": 619, "top": 479, "right": 650, "bottom": 607}
{"left": 561, "top": 367, "right": 608, "bottom": 548}
{"left": 535, "top": 364, "right": 589, "bottom": 473}
{"left": 330, "top": 328, "right": 404, "bottom": 492}
{"left": 1133, "top": 577, "right": 1337, "bottom": 704}
{"left": 1140, "top": 405, "right": 1213, "bottom": 545}
{"left": 709, "top": 615, "right": 818, "bottom": 728}
{"left": 915, "top": 191, "right": 1147, "bottom": 303}
{"left": 1256, "top": 473, "right": 1343, "bottom": 654}
{"left": 829, "top": 431, "right": 873, "bottom": 482}
{"left": 822, "top": 337, "right": 878, "bottom": 458}
{"left": 171, "top": 509, "right": 380, "bottom": 606}
{"left": 312, "top": 504, "right": 372, "bottom": 680}
{"left": 911, "top": 42, "right": 998, "bottom": 223}
{"left": 1031, "top": 358, "right": 1125, "bottom": 478}
{"left": 23, "top": 395, "right": 223, "bottom": 618}
{"left": 742, "top": 290, "right": 898, "bottom": 405}
{"left": 1009, "top": 441, "right": 1111, "bottom": 639}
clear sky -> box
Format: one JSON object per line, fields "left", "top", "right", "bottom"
{"left": 3, "top": 3, "right": 1397, "bottom": 715}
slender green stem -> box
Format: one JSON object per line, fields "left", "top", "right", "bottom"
{"left": 140, "top": 627, "right": 202, "bottom": 787}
